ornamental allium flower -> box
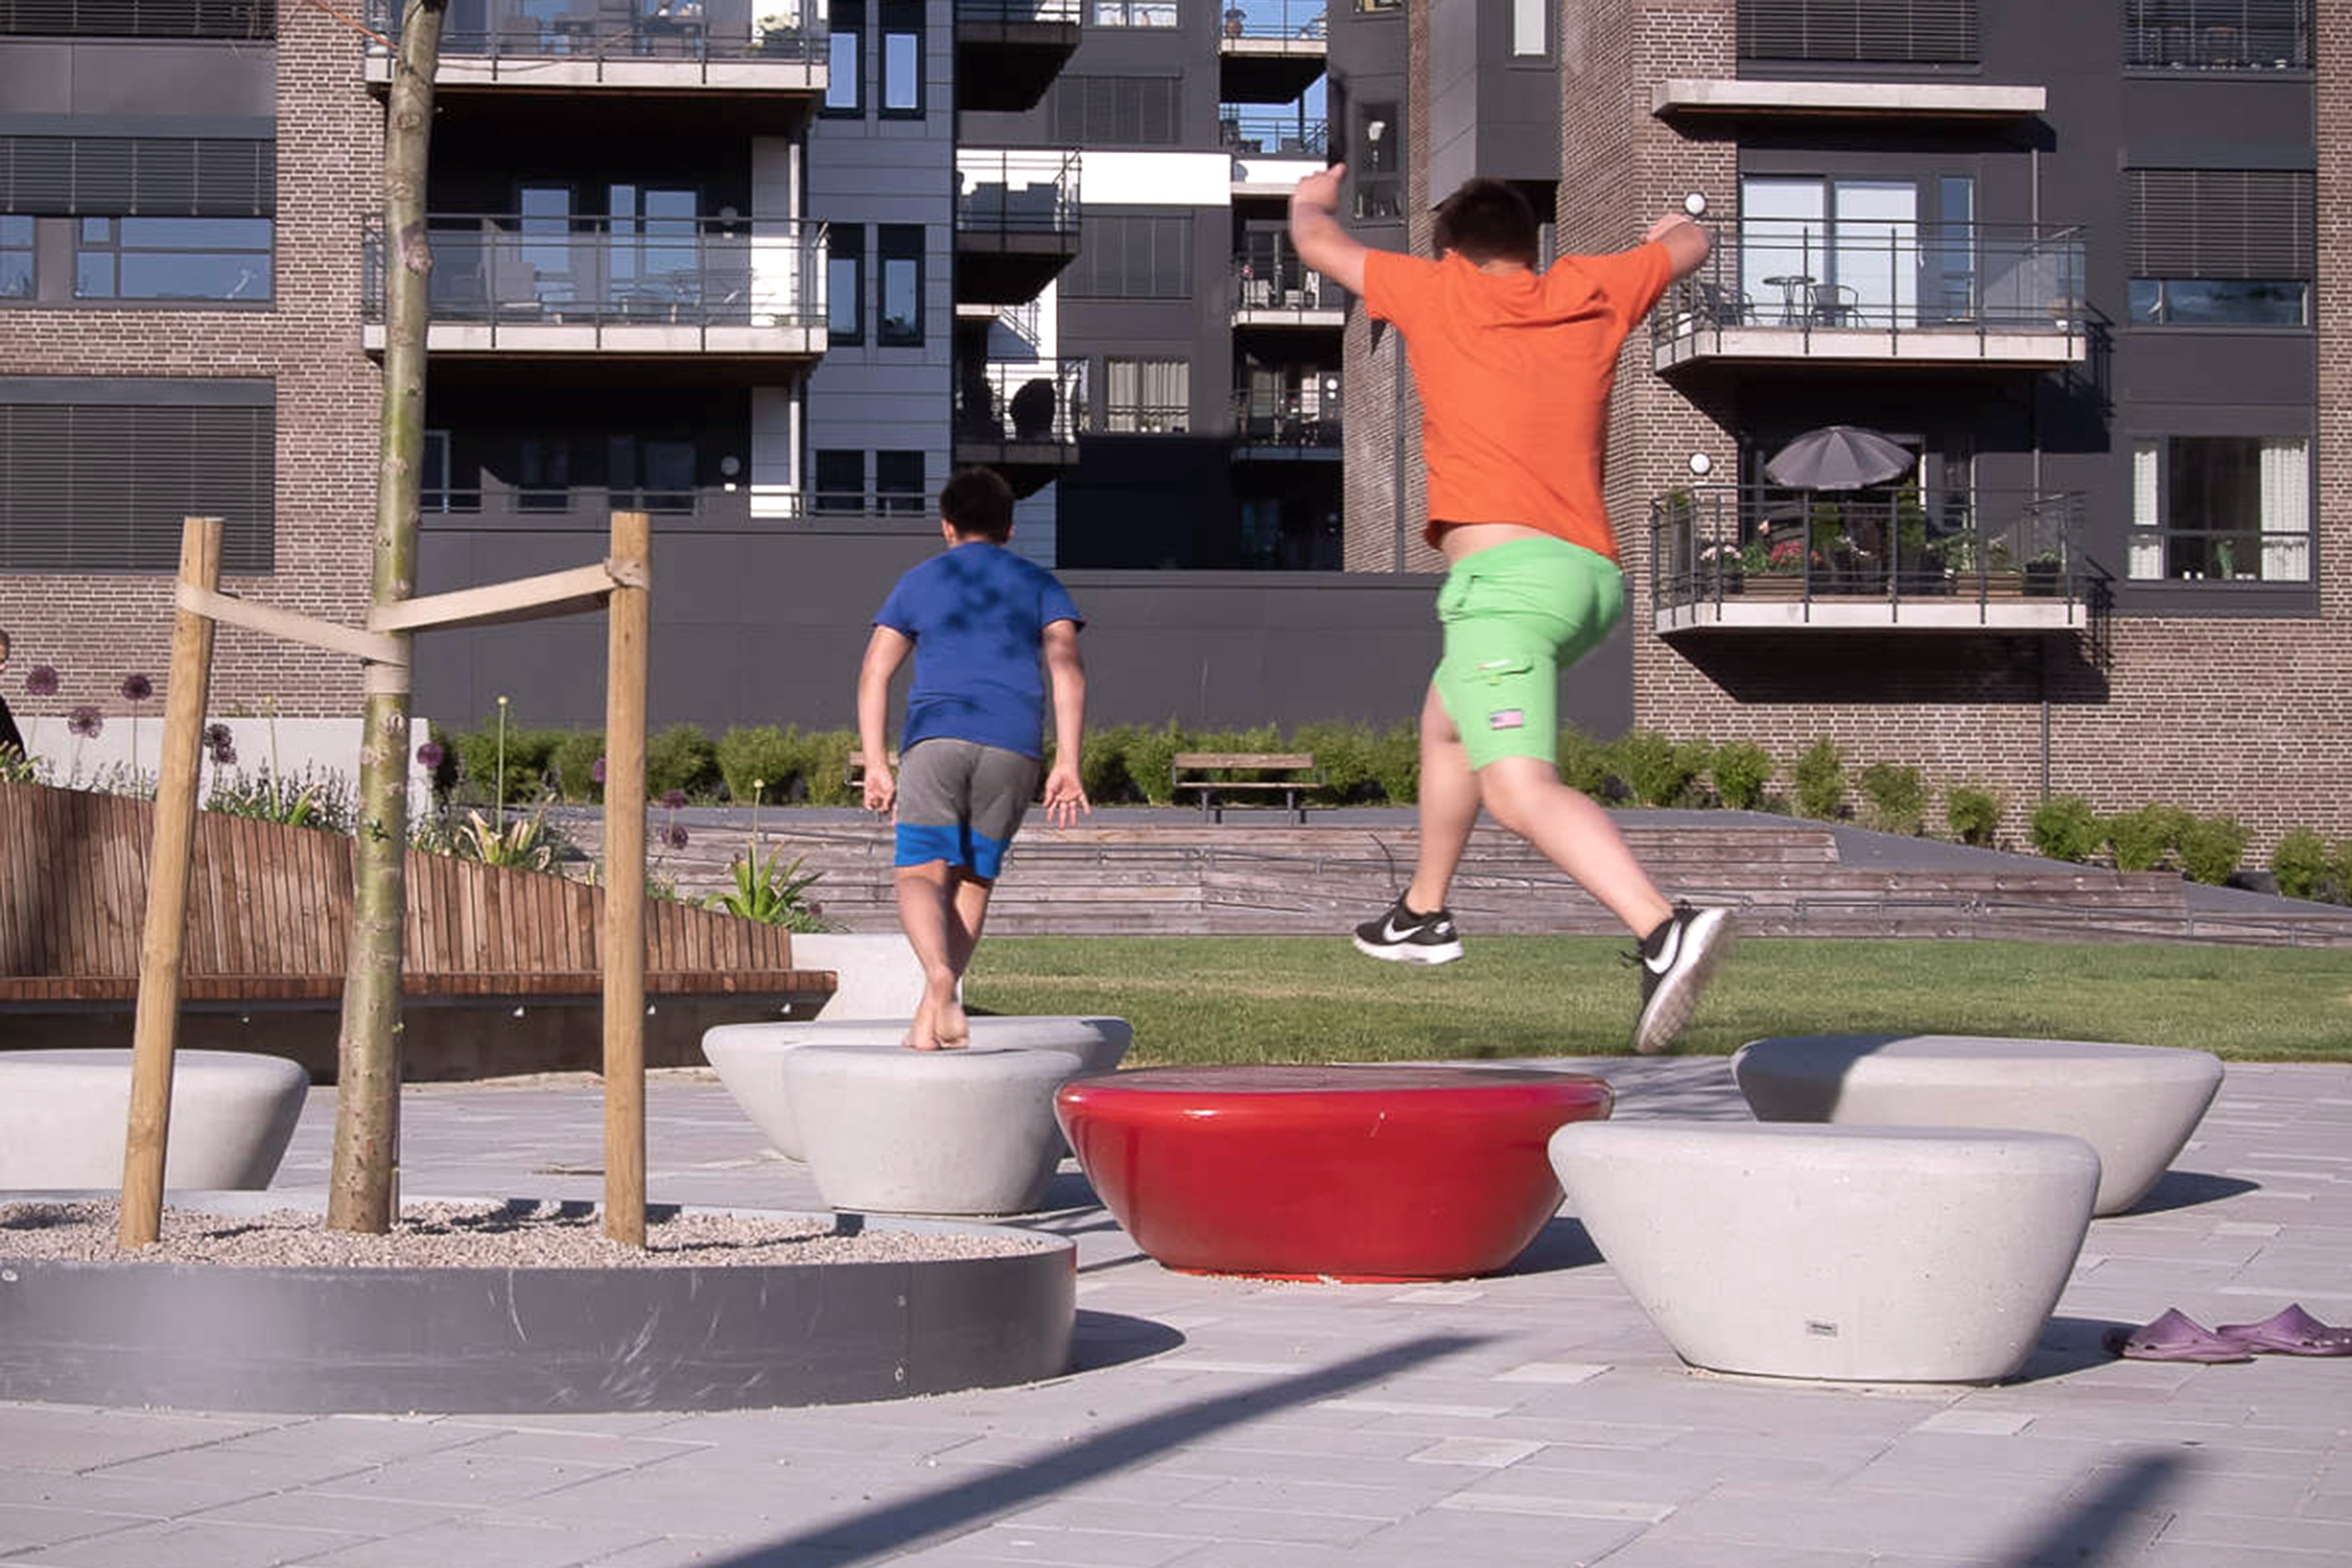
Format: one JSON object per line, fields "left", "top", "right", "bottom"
{"left": 203, "top": 722, "right": 236, "bottom": 765}
{"left": 120, "top": 673, "right": 153, "bottom": 704}
{"left": 591, "top": 756, "right": 608, "bottom": 784}
{"left": 215, "top": 745, "right": 238, "bottom": 767}
{"left": 662, "top": 824, "right": 691, "bottom": 851}
{"left": 68, "top": 705, "right": 104, "bottom": 738}
{"left": 661, "top": 789, "right": 688, "bottom": 811}
{"left": 25, "top": 665, "right": 59, "bottom": 697}
{"left": 416, "top": 741, "right": 446, "bottom": 769}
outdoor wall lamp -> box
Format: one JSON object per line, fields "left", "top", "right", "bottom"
{"left": 1688, "top": 452, "right": 1712, "bottom": 478}
{"left": 1683, "top": 191, "right": 1708, "bottom": 217}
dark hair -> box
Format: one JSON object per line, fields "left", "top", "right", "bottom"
{"left": 940, "top": 465, "right": 1016, "bottom": 542}
{"left": 1433, "top": 178, "right": 1540, "bottom": 267}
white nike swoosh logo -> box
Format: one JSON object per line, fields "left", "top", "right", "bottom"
{"left": 1645, "top": 926, "right": 1682, "bottom": 974}
{"left": 1381, "top": 919, "right": 1417, "bottom": 942}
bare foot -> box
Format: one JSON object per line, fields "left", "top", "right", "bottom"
{"left": 923, "top": 966, "right": 968, "bottom": 1049}
{"left": 935, "top": 994, "right": 970, "bottom": 1049}
{"left": 902, "top": 995, "right": 941, "bottom": 1052}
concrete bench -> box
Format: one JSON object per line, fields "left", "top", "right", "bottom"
{"left": 1550, "top": 1120, "right": 2099, "bottom": 1384}
{"left": 784, "top": 1043, "right": 1084, "bottom": 1216}
{"left": 1170, "top": 752, "right": 1322, "bottom": 824}
{"left": 703, "top": 1015, "right": 1131, "bottom": 1161}
{"left": 1730, "top": 1034, "right": 2224, "bottom": 1216}
{"left": 0, "top": 1048, "right": 310, "bottom": 1190}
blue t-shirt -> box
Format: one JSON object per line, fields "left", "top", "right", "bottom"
{"left": 874, "top": 542, "right": 1083, "bottom": 760}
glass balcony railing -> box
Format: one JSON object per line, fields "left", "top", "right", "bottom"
{"left": 362, "top": 214, "right": 825, "bottom": 332}
{"left": 1218, "top": 111, "right": 1327, "bottom": 157}
{"left": 1218, "top": 0, "right": 1325, "bottom": 41}
{"left": 1647, "top": 483, "right": 2089, "bottom": 617}
{"left": 1231, "top": 388, "right": 1341, "bottom": 448}
{"left": 1656, "top": 221, "right": 2087, "bottom": 357}
{"left": 955, "top": 151, "right": 1081, "bottom": 237}
{"left": 362, "top": 0, "right": 826, "bottom": 65}
{"left": 958, "top": 0, "right": 1080, "bottom": 21}
{"left": 957, "top": 356, "right": 1089, "bottom": 446}
{"left": 1232, "top": 237, "right": 1343, "bottom": 317}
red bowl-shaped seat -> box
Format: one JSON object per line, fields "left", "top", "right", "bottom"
{"left": 1056, "top": 1064, "right": 1613, "bottom": 1281}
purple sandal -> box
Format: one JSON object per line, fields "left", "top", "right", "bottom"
{"left": 2214, "top": 1304, "right": 2352, "bottom": 1357}
{"left": 2103, "top": 1308, "right": 2253, "bottom": 1363}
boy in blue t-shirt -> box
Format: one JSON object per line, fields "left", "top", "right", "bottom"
{"left": 858, "top": 466, "right": 1089, "bottom": 1050}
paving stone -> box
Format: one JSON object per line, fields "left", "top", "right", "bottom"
{"left": 20, "top": 1516, "right": 376, "bottom": 1568}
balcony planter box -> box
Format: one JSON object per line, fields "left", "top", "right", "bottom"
{"left": 2024, "top": 562, "right": 2063, "bottom": 596}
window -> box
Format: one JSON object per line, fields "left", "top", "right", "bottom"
{"left": 1353, "top": 101, "right": 1401, "bottom": 221}
{"left": 1095, "top": 1, "right": 1177, "bottom": 24}
{"left": 1048, "top": 76, "right": 1183, "bottom": 146}
{"left": 875, "top": 450, "right": 926, "bottom": 515}
{"left": 1104, "top": 357, "right": 1188, "bottom": 434}
{"left": 2128, "top": 169, "right": 2313, "bottom": 327}
{"left": 877, "top": 224, "right": 921, "bottom": 345}
{"left": 2129, "top": 436, "right": 2311, "bottom": 583}
{"left": 1066, "top": 213, "right": 1190, "bottom": 297}
{"left": 421, "top": 429, "right": 453, "bottom": 512}
{"left": 610, "top": 436, "right": 696, "bottom": 514}
{"left": 2125, "top": 1, "right": 2310, "bottom": 70}
{"left": 0, "top": 388, "right": 275, "bottom": 572}
{"left": 0, "top": 0, "right": 276, "bottom": 36}
{"left": 824, "top": 0, "right": 863, "bottom": 113}
{"left": 516, "top": 437, "right": 570, "bottom": 513}
{"left": 72, "top": 215, "right": 272, "bottom": 303}
{"left": 1738, "top": 0, "right": 1977, "bottom": 64}
{"left": 609, "top": 183, "right": 699, "bottom": 308}
{"left": 813, "top": 449, "right": 864, "bottom": 512}
{"left": 827, "top": 223, "right": 863, "bottom": 343}
{"left": 880, "top": 0, "right": 921, "bottom": 116}
{"left": 1738, "top": 175, "right": 1986, "bottom": 329}
{"left": 1510, "top": 0, "right": 1546, "bottom": 55}
{"left": 0, "top": 215, "right": 29, "bottom": 298}
{"left": 1355, "top": 0, "right": 1402, "bottom": 10}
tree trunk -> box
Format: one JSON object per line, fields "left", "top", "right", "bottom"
{"left": 328, "top": 0, "right": 446, "bottom": 1233}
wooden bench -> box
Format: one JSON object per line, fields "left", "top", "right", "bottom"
{"left": 843, "top": 750, "right": 898, "bottom": 792}
{"left": 1170, "top": 752, "right": 1322, "bottom": 824}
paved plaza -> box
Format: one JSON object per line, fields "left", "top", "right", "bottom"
{"left": 2, "top": 1055, "right": 2348, "bottom": 1567}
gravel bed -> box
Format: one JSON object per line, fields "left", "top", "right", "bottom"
{"left": 0, "top": 1199, "right": 1053, "bottom": 1269}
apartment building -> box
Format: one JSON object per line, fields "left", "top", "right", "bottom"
{"left": 1337, "top": 0, "right": 2346, "bottom": 849}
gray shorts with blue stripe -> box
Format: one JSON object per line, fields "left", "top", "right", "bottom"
{"left": 893, "top": 737, "right": 1041, "bottom": 881}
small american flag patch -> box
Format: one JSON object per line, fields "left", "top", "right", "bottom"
{"left": 1488, "top": 709, "right": 1524, "bottom": 730}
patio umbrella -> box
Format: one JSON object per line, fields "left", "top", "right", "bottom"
{"left": 1764, "top": 425, "right": 1916, "bottom": 492}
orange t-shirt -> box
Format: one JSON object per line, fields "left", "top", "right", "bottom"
{"left": 1362, "top": 244, "right": 1675, "bottom": 562}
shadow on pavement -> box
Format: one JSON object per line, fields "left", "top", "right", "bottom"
{"left": 2123, "top": 1169, "right": 2260, "bottom": 1215}
{"left": 1992, "top": 1448, "right": 2185, "bottom": 1565}
{"left": 704, "top": 1333, "right": 1490, "bottom": 1565}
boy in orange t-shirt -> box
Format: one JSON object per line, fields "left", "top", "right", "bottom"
{"left": 1290, "top": 170, "right": 1731, "bottom": 1054}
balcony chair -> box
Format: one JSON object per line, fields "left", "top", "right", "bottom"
{"left": 1808, "top": 282, "right": 1861, "bottom": 326}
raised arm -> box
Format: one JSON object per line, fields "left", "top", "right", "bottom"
{"left": 1040, "top": 618, "right": 1089, "bottom": 827}
{"left": 1287, "top": 164, "right": 1369, "bottom": 298}
{"left": 1644, "top": 212, "right": 1711, "bottom": 281}
{"left": 855, "top": 624, "right": 912, "bottom": 815}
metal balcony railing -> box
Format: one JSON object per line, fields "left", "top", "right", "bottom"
{"left": 361, "top": 0, "right": 826, "bottom": 63}
{"left": 955, "top": 151, "right": 1080, "bottom": 236}
{"left": 420, "top": 485, "right": 771, "bottom": 523}
{"left": 1656, "top": 221, "right": 2087, "bottom": 354}
{"left": 958, "top": 0, "right": 1079, "bottom": 20}
{"left": 1230, "top": 388, "right": 1341, "bottom": 448}
{"left": 362, "top": 214, "right": 826, "bottom": 330}
{"left": 1219, "top": 112, "right": 1327, "bottom": 157}
{"left": 1647, "top": 483, "right": 2089, "bottom": 615}
{"left": 958, "top": 356, "right": 1089, "bottom": 445}
{"left": 1218, "top": 1, "right": 1325, "bottom": 40}
{"left": 2124, "top": 1, "right": 2311, "bottom": 70}
{"left": 1232, "top": 238, "right": 1343, "bottom": 316}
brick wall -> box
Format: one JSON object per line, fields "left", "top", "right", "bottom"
{"left": 0, "top": 8, "right": 382, "bottom": 722}
{"left": 1580, "top": 0, "right": 2352, "bottom": 860}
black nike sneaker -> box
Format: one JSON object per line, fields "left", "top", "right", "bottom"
{"left": 1352, "top": 895, "right": 1465, "bottom": 965}
{"left": 1629, "top": 902, "right": 1733, "bottom": 1054}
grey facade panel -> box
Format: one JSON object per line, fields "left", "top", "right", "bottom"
{"left": 0, "top": 40, "right": 274, "bottom": 119}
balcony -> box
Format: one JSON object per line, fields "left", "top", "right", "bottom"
{"left": 956, "top": 0, "right": 1081, "bottom": 114}
{"left": 362, "top": 215, "right": 826, "bottom": 359}
{"left": 1218, "top": 0, "right": 1326, "bottom": 103}
{"left": 956, "top": 356, "right": 1088, "bottom": 495}
{"left": 955, "top": 150, "right": 1081, "bottom": 306}
{"left": 1653, "top": 223, "right": 2087, "bottom": 374}
{"left": 361, "top": 0, "right": 827, "bottom": 94}
{"left": 1232, "top": 240, "right": 1344, "bottom": 327}
{"left": 1647, "top": 483, "right": 2092, "bottom": 636}
{"left": 1231, "top": 388, "right": 1340, "bottom": 461}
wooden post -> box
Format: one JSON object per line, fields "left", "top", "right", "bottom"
{"left": 602, "top": 511, "right": 651, "bottom": 1245}
{"left": 120, "top": 516, "right": 223, "bottom": 1248}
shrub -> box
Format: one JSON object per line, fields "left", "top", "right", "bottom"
{"left": 548, "top": 729, "right": 605, "bottom": 804}
{"left": 1556, "top": 727, "right": 1613, "bottom": 797}
{"left": 453, "top": 718, "right": 561, "bottom": 806}
{"left": 1857, "top": 761, "right": 1926, "bottom": 836}
{"left": 1617, "top": 728, "right": 1709, "bottom": 808}
{"left": 803, "top": 729, "right": 859, "bottom": 807}
{"left": 646, "top": 722, "right": 721, "bottom": 800}
{"left": 2105, "top": 803, "right": 2176, "bottom": 872}
{"left": 1792, "top": 736, "right": 1847, "bottom": 821}
{"left": 1293, "top": 721, "right": 1378, "bottom": 804}
{"left": 1122, "top": 721, "right": 1186, "bottom": 805}
{"left": 1708, "top": 741, "right": 1774, "bottom": 812}
{"left": 1364, "top": 720, "right": 1421, "bottom": 804}
{"left": 715, "top": 724, "right": 805, "bottom": 805}
{"left": 2177, "top": 814, "right": 2250, "bottom": 886}
{"left": 1078, "top": 722, "right": 1141, "bottom": 804}
{"left": 2270, "top": 828, "right": 2334, "bottom": 902}
{"left": 2029, "top": 794, "right": 2103, "bottom": 863}
{"left": 1945, "top": 782, "right": 2005, "bottom": 848}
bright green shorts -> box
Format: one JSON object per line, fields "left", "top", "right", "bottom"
{"left": 1431, "top": 536, "right": 1625, "bottom": 771}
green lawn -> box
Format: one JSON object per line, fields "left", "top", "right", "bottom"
{"left": 963, "top": 936, "right": 2352, "bottom": 1064}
